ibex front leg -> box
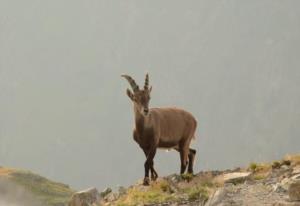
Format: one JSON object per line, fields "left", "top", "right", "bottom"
{"left": 143, "top": 149, "right": 158, "bottom": 181}
{"left": 143, "top": 146, "right": 157, "bottom": 186}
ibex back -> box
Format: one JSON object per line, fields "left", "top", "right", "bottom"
{"left": 122, "top": 74, "right": 197, "bottom": 185}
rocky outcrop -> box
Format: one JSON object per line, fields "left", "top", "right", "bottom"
{"left": 222, "top": 172, "right": 251, "bottom": 184}
{"left": 101, "top": 154, "right": 300, "bottom": 206}
{"left": 68, "top": 188, "right": 100, "bottom": 206}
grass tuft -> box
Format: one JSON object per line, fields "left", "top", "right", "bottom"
{"left": 181, "top": 173, "right": 194, "bottom": 182}
{"left": 114, "top": 180, "right": 176, "bottom": 205}
{"left": 182, "top": 186, "right": 209, "bottom": 202}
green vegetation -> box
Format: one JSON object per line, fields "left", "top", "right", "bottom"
{"left": 249, "top": 162, "right": 258, "bottom": 172}
{"left": 180, "top": 173, "right": 194, "bottom": 182}
{"left": 115, "top": 181, "right": 176, "bottom": 205}
{"left": 9, "top": 169, "right": 74, "bottom": 206}
{"left": 272, "top": 161, "right": 281, "bottom": 169}
{"left": 253, "top": 174, "right": 266, "bottom": 181}
{"left": 182, "top": 186, "right": 209, "bottom": 201}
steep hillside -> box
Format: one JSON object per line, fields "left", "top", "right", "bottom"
{"left": 0, "top": 167, "right": 75, "bottom": 206}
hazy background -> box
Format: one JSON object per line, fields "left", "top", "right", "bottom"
{"left": 0, "top": 0, "right": 300, "bottom": 190}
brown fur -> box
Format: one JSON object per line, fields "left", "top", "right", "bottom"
{"left": 122, "top": 74, "right": 197, "bottom": 185}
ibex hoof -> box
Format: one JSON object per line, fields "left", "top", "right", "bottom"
{"left": 143, "top": 177, "right": 150, "bottom": 186}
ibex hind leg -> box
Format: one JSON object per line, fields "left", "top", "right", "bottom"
{"left": 174, "top": 146, "right": 187, "bottom": 174}
{"left": 188, "top": 148, "right": 196, "bottom": 174}
{"left": 179, "top": 148, "right": 189, "bottom": 174}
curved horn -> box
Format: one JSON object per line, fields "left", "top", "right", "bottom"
{"left": 121, "top": 74, "right": 139, "bottom": 92}
{"left": 144, "top": 73, "right": 149, "bottom": 90}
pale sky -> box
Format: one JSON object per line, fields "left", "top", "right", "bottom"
{"left": 0, "top": 0, "right": 300, "bottom": 190}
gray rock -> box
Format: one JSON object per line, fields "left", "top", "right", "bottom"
{"left": 118, "top": 186, "right": 127, "bottom": 195}
{"left": 68, "top": 187, "right": 100, "bottom": 206}
{"left": 281, "top": 165, "right": 290, "bottom": 170}
{"left": 292, "top": 166, "right": 300, "bottom": 175}
{"left": 100, "top": 187, "right": 112, "bottom": 198}
{"left": 292, "top": 174, "right": 300, "bottom": 180}
{"left": 223, "top": 172, "right": 251, "bottom": 184}
{"left": 289, "top": 181, "right": 300, "bottom": 201}
{"left": 205, "top": 188, "right": 227, "bottom": 206}
{"left": 273, "top": 183, "right": 287, "bottom": 193}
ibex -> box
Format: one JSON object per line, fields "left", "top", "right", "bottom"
{"left": 122, "top": 74, "right": 197, "bottom": 185}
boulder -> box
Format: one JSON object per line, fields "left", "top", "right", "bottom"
{"left": 289, "top": 181, "right": 300, "bottom": 201}
{"left": 205, "top": 187, "right": 227, "bottom": 206}
{"left": 222, "top": 172, "right": 251, "bottom": 184}
{"left": 292, "top": 166, "right": 300, "bottom": 175}
{"left": 100, "top": 187, "right": 112, "bottom": 198}
{"left": 68, "top": 188, "right": 100, "bottom": 206}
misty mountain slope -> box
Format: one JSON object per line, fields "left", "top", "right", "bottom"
{"left": 0, "top": 167, "right": 75, "bottom": 206}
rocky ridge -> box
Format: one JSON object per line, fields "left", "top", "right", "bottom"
{"left": 72, "top": 154, "right": 300, "bottom": 206}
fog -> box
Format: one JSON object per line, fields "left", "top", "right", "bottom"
{"left": 0, "top": 178, "right": 41, "bottom": 206}
{"left": 0, "top": 1, "right": 300, "bottom": 190}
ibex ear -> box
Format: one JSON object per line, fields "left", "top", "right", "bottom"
{"left": 126, "top": 88, "right": 135, "bottom": 101}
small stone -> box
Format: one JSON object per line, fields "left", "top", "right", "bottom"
{"left": 170, "top": 174, "right": 182, "bottom": 183}
{"left": 104, "top": 192, "right": 118, "bottom": 202}
{"left": 223, "top": 172, "right": 251, "bottom": 184}
{"left": 288, "top": 181, "right": 300, "bottom": 201}
{"left": 68, "top": 187, "right": 100, "bottom": 206}
{"left": 100, "top": 187, "right": 112, "bottom": 198}
{"left": 273, "top": 183, "right": 287, "bottom": 193}
{"left": 205, "top": 188, "right": 227, "bottom": 206}
{"left": 292, "top": 166, "right": 300, "bottom": 175}
{"left": 281, "top": 165, "right": 290, "bottom": 170}
{"left": 292, "top": 174, "right": 300, "bottom": 180}
{"left": 118, "top": 186, "right": 127, "bottom": 195}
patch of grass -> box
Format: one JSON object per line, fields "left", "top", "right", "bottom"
{"left": 249, "top": 162, "right": 258, "bottom": 172}
{"left": 9, "top": 170, "right": 74, "bottom": 206}
{"left": 114, "top": 180, "right": 176, "bottom": 205}
{"left": 247, "top": 162, "right": 272, "bottom": 181}
{"left": 272, "top": 161, "right": 281, "bottom": 169}
{"left": 158, "top": 180, "right": 173, "bottom": 193}
{"left": 182, "top": 186, "right": 209, "bottom": 202}
{"left": 181, "top": 173, "right": 194, "bottom": 182}
{"left": 253, "top": 174, "right": 267, "bottom": 181}
{"left": 249, "top": 163, "right": 271, "bottom": 173}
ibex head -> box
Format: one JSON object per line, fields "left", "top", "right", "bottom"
{"left": 122, "top": 74, "right": 152, "bottom": 116}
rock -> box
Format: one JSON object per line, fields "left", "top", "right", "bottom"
{"left": 273, "top": 183, "right": 287, "bottom": 193}
{"left": 169, "top": 174, "right": 182, "bottom": 183}
{"left": 293, "top": 166, "right": 300, "bottom": 175}
{"left": 68, "top": 187, "right": 100, "bottom": 206}
{"left": 281, "top": 177, "right": 293, "bottom": 191}
{"left": 104, "top": 192, "right": 118, "bottom": 202}
{"left": 222, "top": 172, "right": 251, "bottom": 184}
{"left": 292, "top": 174, "right": 300, "bottom": 180}
{"left": 100, "top": 187, "right": 112, "bottom": 198}
{"left": 205, "top": 187, "right": 227, "bottom": 206}
{"left": 281, "top": 165, "right": 290, "bottom": 170}
{"left": 289, "top": 181, "right": 300, "bottom": 201}
{"left": 118, "top": 186, "right": 127, "bottom": 196}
